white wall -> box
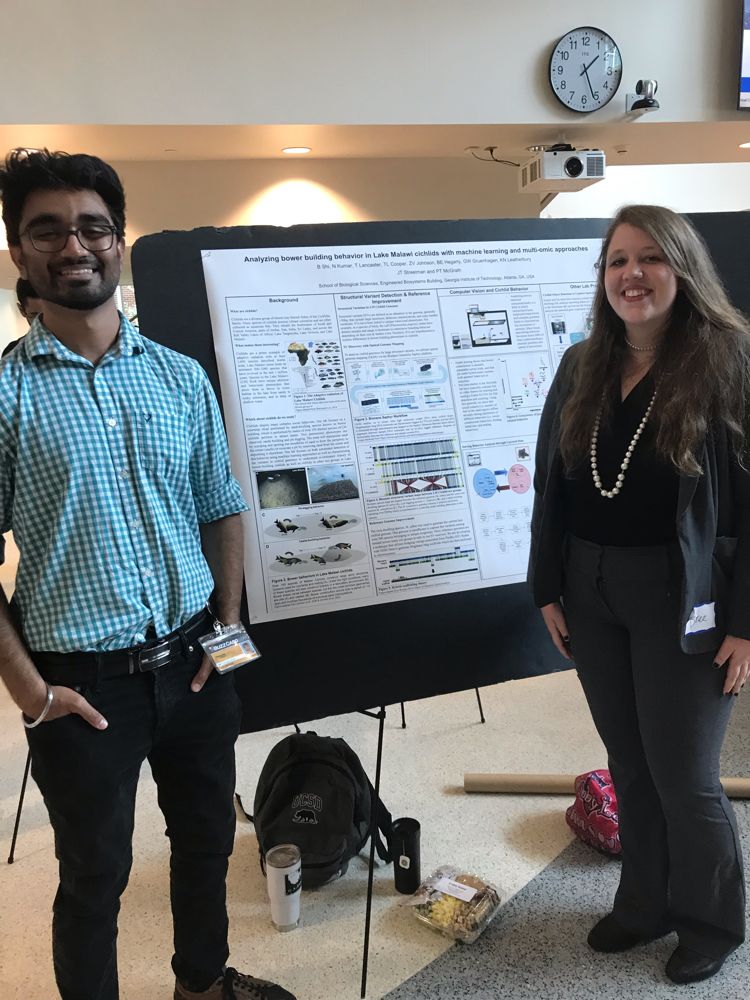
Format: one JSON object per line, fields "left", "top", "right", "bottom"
{"left": 542, "top": 162, "right": 750, "bottom": 218}
{"left": 0, "top": 1, "right": 742, "bottom": 125}
{"left": 0, "top": 154, "right": 539, "bottom": 287}
{"left": 0, "top": 289, "right": 25, "bottom": 354}
{"left": 116, "top": 156, "right": 537, "bottom": 239}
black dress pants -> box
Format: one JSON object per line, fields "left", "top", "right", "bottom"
{"left": 563, "top": 534, "right": 745, "bottom": 958}
{"left": 26, "top": 643, "right": 242, "bottom": 999}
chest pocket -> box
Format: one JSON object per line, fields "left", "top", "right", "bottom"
{"left": 137, "top": 406, "right": 191, "bottom": 476}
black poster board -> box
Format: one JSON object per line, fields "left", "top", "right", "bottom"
{"left": 131, "top": 213, "right": 750, "bottom": 731}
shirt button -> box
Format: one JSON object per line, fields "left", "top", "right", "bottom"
{"left": 130, "top": 519, "right": 141, "bottom": 530}
{"left": 107, "top": 418, "right": 117, "bottom": 428}
{"left": 143, "top": 568, "right": 153, "bottom": 579}
{"left": 119, "top": 468, "right": 129, "bottom": 480}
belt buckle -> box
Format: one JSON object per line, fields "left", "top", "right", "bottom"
{"left": 138, "top": 638, "right": 172, "bottom": 671}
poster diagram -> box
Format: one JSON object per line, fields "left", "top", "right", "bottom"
{"left": 381, "top": 545, "right": 478, "bottom": 585}
{"left": 499, "top": 354, "right": 552, "bottom": 412}
{"left": 202, "top": 235, "right": 600, "bottom": 622}
{"left": 541, "top": 282, "right": 597, "bottom": 366}
{"left": 440, "top": 291, "right": 516, "bottom": 354}
{"left": 287, "top": 339, "right": 345, "bottom": 392}
{"left": 467, "top": 306, "right": 511, "bottom": 347}
{"left": 372, "top": 438, "right": 463, "bottom": 497}
{"left": 465, "top": 443, "right": 536, "bottom": 580}
{"left": 348, "top": 358, "right": 450, "bottom": 415}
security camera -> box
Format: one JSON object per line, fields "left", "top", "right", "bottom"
{"left": 626, "top": 80, "right": 659, "bottom": 113}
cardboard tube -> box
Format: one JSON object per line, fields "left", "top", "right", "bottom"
{"left": 464, "top": 773, "right": 750, "bottom": 799}
{"left": 721, "top": 777, "right": 750, "bottom": 799}
{"left": 464, "top": 773, "right": 575, "bottom": 794}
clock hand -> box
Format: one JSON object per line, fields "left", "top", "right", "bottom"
{"left": 579, "top": 54, "right": 600, "bottom": 76}
{"left": 582, "top": 66, "right": 596, "bottom": 100}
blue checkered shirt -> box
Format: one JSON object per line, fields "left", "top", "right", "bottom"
{"left": 0, "top": 315, "right": 248, "bottom": 652}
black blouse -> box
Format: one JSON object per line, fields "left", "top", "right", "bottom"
{"left": 562, "top": 372, "right": 680, "bottom": 546}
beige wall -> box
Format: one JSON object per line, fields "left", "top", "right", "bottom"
{"left": 117, "top": 156, "right": 538, "bottom": 239}
{"left": 543, "top": 162, "right": 750, "bottom": 218}
{"left": 1, "top": 2, "right": 746, "bottom": 290}
{"left": 0, "top": 156, "right": 539, "bottom": 287}
{"left": 0, "top": 1, "right": 743, "bottom": 126}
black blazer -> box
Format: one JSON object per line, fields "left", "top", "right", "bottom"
{"left": 528, "top": 343, "right": 750, "bottom": 654}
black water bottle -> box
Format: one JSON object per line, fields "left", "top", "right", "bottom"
{"left": 392, "top": 817, "right": 421, "bottom": 894}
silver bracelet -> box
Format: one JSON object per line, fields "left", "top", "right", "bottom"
{"left": 22, "top": 684, "right": 54, "bottom": 729}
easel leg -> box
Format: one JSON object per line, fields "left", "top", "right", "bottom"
{"left": 475, "top": 688, "right": 486, "bottom": 724}
{"left": 400, "top": 702, "right": 406, "bottom": 729}
{"left": 361, "top": 706, "right": 386, "bottom": 999}
{"left": 8, "top": 749, "right": 32, "bottom": 865}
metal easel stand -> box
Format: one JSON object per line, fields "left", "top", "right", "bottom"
{"left": 358, "top": 706, "right": 386, "bottom": 999}
{"left": 7, "top": 749, "right": 32, "bottom": 864}
{"left": 233, "top": 710, "right": 388, "bottom": 998}
{"left": 399, "top": 687, "right": 486, "bottom": 729}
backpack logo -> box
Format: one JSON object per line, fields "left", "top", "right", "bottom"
{"left": 291, "top": 792, "right": 322, "bottom": 825}
{"left": 293, "top": 808, "right": 318, "bottom": 824}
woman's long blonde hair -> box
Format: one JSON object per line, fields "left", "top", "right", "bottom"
{"left": 559, "top": 205, "right": 750, "bottom": 475}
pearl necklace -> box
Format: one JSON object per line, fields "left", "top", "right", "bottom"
{"left": 625, "top": 337, "right": 657, "bottom": 352}
{"left": 590, "top": 387, "right": 658, "bottom": 499}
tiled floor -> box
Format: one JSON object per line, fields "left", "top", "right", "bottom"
{"left": 0, "top": 662, "right": 613, "bottom": 999}
{"left": 3, "top": 534, "right": 748, "bottom": 1000}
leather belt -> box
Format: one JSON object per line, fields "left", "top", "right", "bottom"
{"left": 32, "top": 607, "right": 213, "bottom": 681}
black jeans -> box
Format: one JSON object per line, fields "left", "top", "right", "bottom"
{"left": 563, "top": 535, "right": 745, "bottom": 958}
{"left": 26, "top": 642, "right": 242, "bottom": 999}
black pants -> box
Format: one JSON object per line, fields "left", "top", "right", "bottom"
{"left": 26, "top": 642, "right": 242, "bottom": 999}
{"left": 563, "top": 534, "right": 745, "bottom": 958}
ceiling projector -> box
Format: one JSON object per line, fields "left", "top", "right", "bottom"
{"left": 519, "top": 147, "right": 606, "bottom": 192}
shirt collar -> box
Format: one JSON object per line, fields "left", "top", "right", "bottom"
{"left": 24, "top": 312, "right": 145, "bottom": 364}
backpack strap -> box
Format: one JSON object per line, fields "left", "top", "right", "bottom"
{"left": 235, "top": 792, "right": 268, "bottom": 873}
{"left": 368, "top": 780, "right": 394, "bottom": 863}
{"left": 234, "top": 792, "right": 253, "bottom": 823}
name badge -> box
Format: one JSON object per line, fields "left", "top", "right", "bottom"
{"left": 685, "top": 602, "right": 716, "bottom": 636}
{"left": 199, "top": 622, "right": 261, "bottom": 673}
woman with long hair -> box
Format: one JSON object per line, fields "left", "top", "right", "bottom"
{"left": 529, "top": 204, "right": 750, "bottom": 984}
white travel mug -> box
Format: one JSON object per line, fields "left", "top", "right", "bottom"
{"left": 265, "top": 844, "right": 302, "bottom": 931}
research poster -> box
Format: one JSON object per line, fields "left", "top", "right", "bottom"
{"left": 202, "top": 236, "right": 600, "bottom": 623}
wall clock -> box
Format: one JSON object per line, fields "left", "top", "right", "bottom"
{"left": 549, "top": 26, "right": 622, "bottom": 113}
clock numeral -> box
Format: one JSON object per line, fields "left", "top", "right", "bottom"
{"left": 607, "top": 66, "right": 613, "bottom": 76}
{"left": 569, "top": 39, "right": 578, "bottom": 49}
{"left": 593, "top": 92, "right": 600, "bottom": 102}
{"left": 559, "top": 80, "right": 567, "bottom": 90}
{"left": 581, "top": 94, "right": 588, "bottom": 106}
{"left": 557, "top": 65, "right": 563, "bottom": 75}
{"left": 582, "top": 35, "right": 590, "bottom": 46}
{"left": 603, "top": 81, "right": 609, "bottom": 90}
{"left": 558, "top": 49, "right": 569, "bottom": 61}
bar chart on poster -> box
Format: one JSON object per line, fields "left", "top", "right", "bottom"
{"left": 201, "top": 237, "right": 599, "bottom": 624}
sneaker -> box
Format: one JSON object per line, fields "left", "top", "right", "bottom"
{"left": 174, "top": 966, "right": 297, "bottom": 999}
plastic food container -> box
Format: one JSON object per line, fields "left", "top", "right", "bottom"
{"left": 408, "top": 865, "right": 502, "bottom": 943}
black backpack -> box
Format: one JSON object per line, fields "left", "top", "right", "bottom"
{"left": 252, "top": 732, "right": 393, "bottom": 888}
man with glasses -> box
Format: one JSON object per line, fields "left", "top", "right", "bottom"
{"left": 0, "top": 149, "right": 296, "bottom": 1000}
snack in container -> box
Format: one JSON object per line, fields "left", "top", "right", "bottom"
{"left": 407, "top": 865, "right": 501, "bottom": 943}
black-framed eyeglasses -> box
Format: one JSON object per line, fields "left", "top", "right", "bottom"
{"left": 19, "top": 223, "right": 119, "bottom": 253}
